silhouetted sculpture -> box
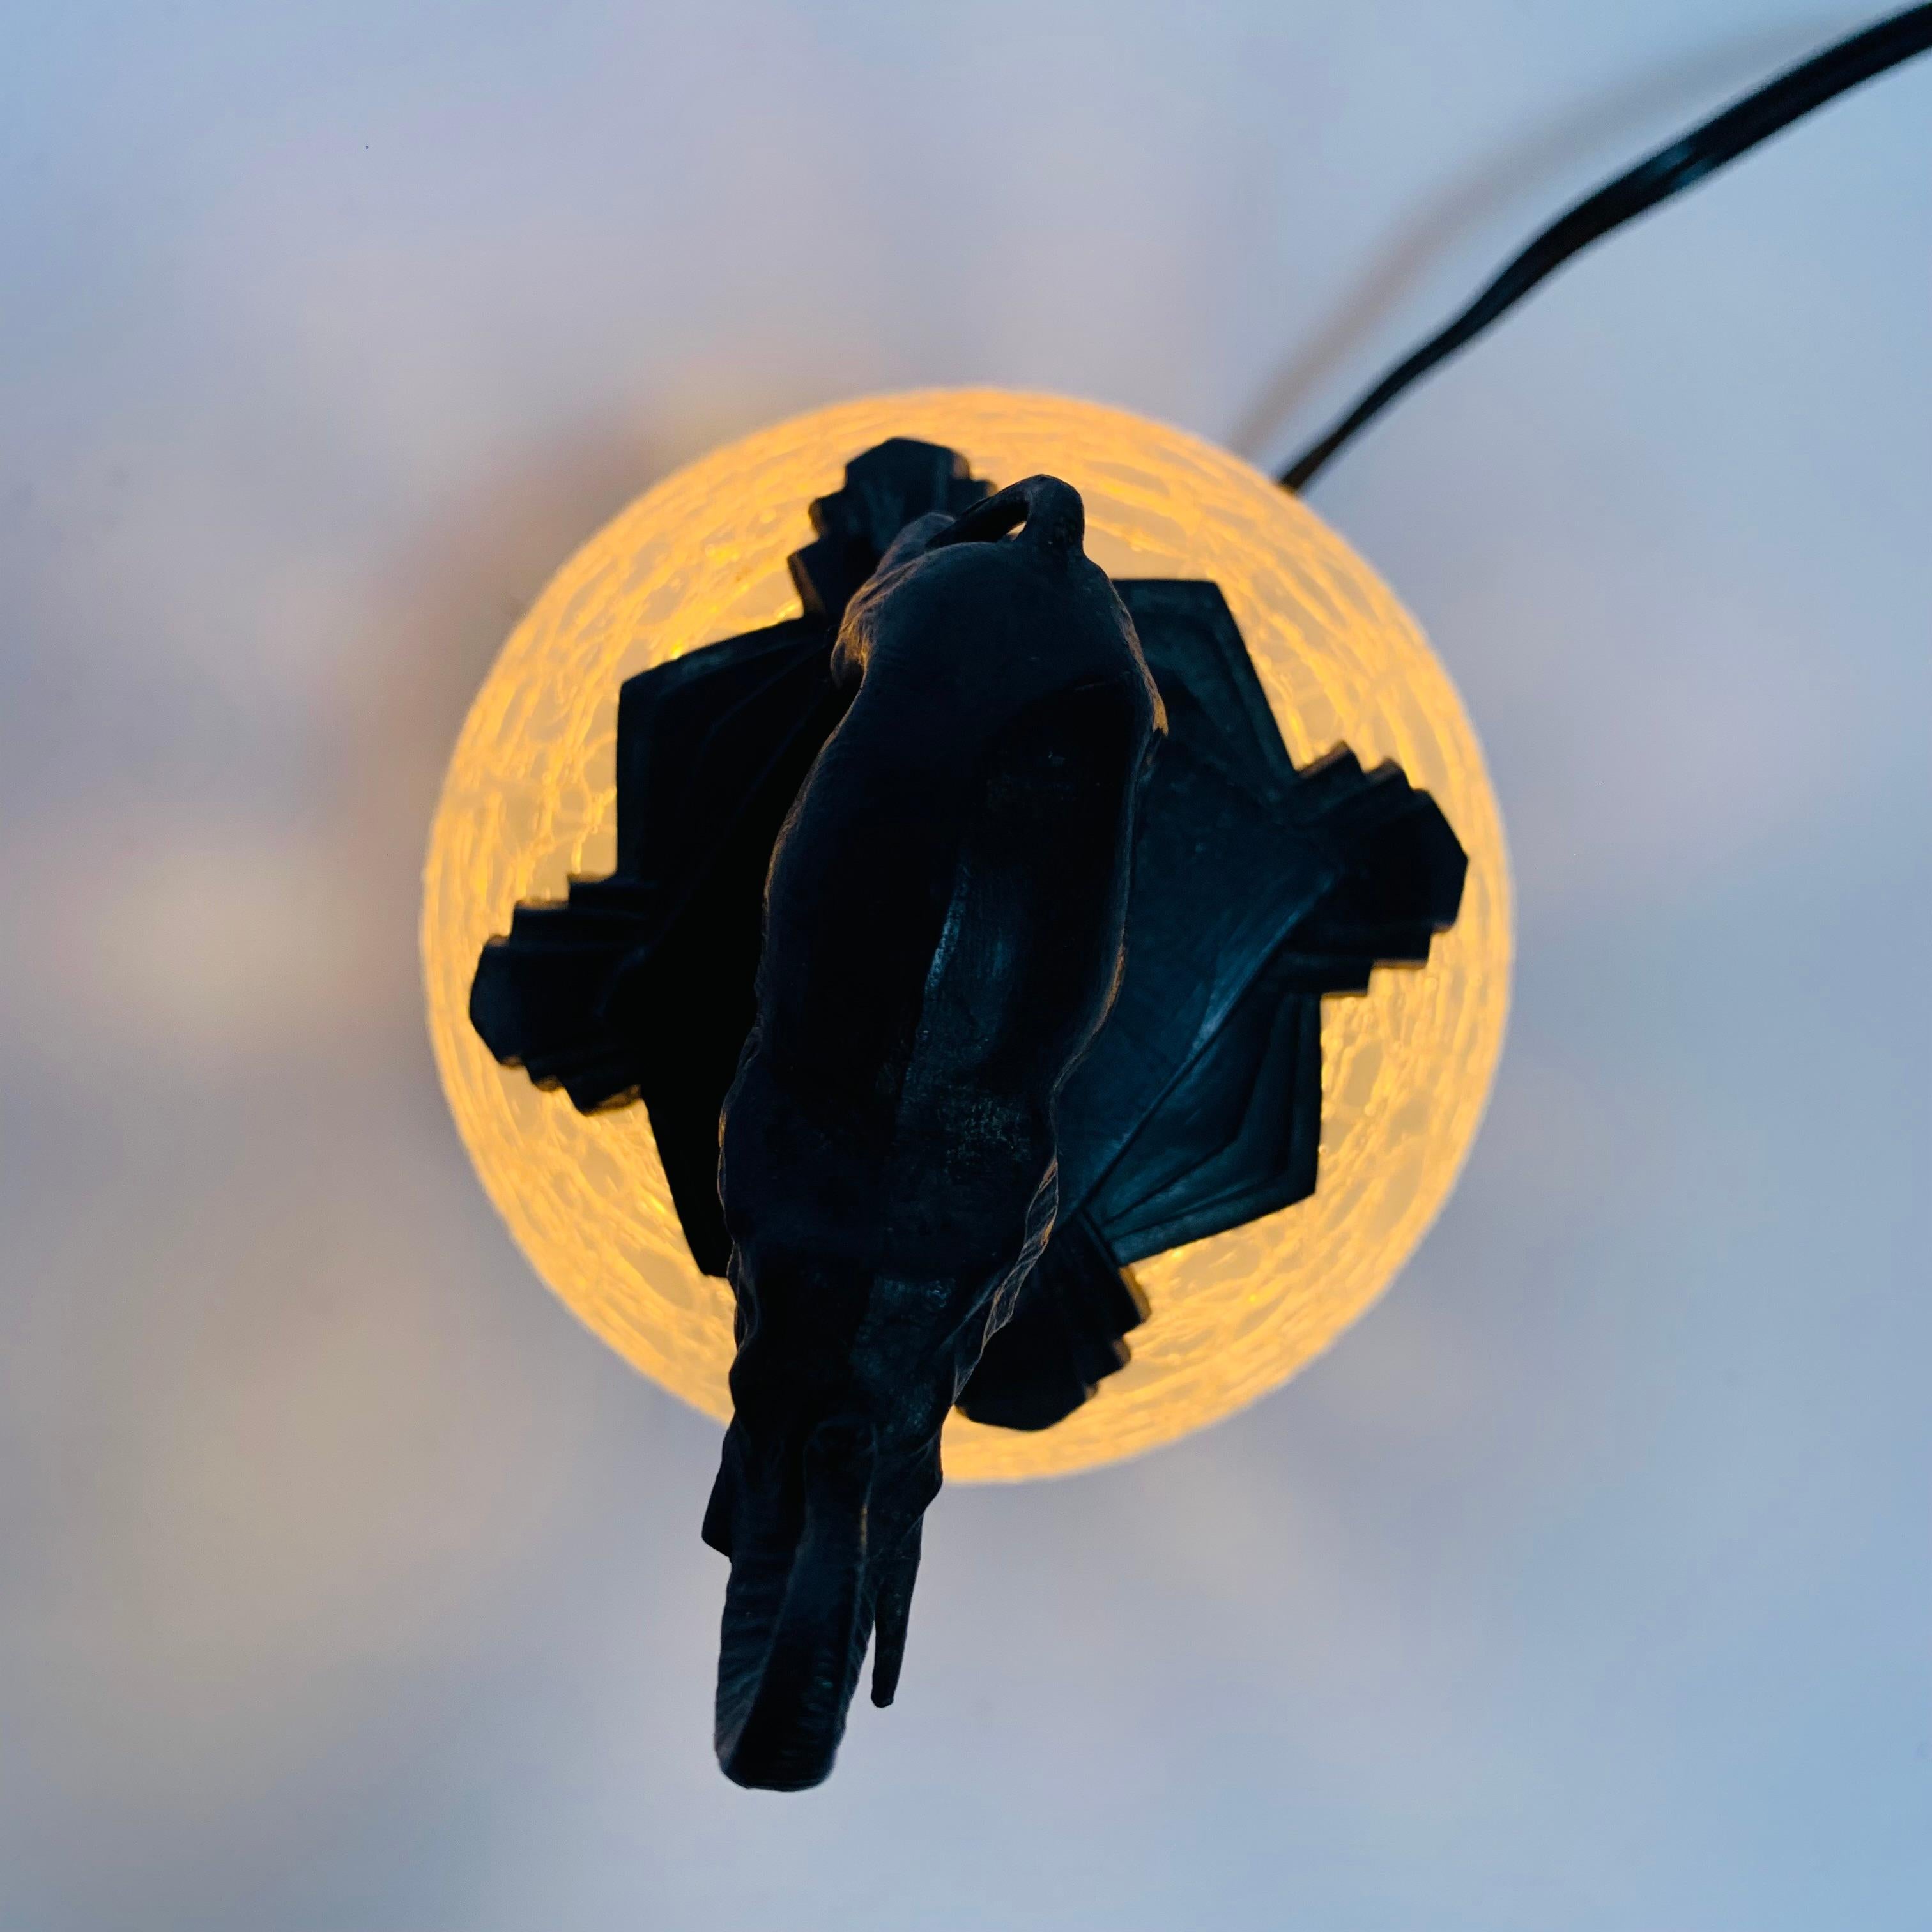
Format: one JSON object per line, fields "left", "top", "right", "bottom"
{"left": 470, "top": 440, "right": 1466, "bottom": 1788}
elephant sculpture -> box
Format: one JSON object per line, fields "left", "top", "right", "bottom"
{"left": 705, "top": 477, "right": 1162, "bottom": 1787}
{"left": 470, "top": 439, "right": 1466, "bottom": 1788}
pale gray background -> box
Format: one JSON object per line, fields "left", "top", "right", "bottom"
{"left": 3, "top": 4, "right": 1927, "bottom": 1928}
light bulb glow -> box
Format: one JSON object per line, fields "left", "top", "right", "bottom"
{"left": 422, "top": 390, "right": 1512, "bottom": 1481}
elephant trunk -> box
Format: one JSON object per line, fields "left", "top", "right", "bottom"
{"left": 713, "top": 1418, "right": 878, "bottom": 1791}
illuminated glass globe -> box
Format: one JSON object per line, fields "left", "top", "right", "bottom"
{"left": 422, "top": 389, "right": 1512, "bottom": 1481}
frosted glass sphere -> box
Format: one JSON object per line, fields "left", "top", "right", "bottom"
{"left": 422, "top": 390, "right": 1512, "bottom": 1481}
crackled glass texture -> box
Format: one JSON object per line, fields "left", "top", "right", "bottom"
{"left": 422, "top": 390, "right": 1512, "bottom": 1481}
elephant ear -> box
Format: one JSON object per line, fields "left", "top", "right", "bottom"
{"left": 1052, "top": 581, "right": 1464, "bottom": 1267}
{"left": 469, "top": 617, "right": 847, "bottom": 1274}
{"left": 468, "top": 439, "right": 999, "bottom": 1279}
{"left": 958, "top": 580, "right": 1468, "bottom": 1429}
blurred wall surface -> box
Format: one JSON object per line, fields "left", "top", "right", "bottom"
{"left": 2, "top": 6, "right": 1926, "bottom": 1929}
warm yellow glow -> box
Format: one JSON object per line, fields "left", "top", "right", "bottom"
{"left": 422, "top": 390, "right": 1511, "bottom": 1481}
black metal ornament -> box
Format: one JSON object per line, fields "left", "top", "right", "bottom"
{"left": 469, "top": 439, "right": 1465, "bottom": 1788}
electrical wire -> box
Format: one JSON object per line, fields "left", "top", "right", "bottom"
{"left": 1278, "top": 4, "right": 1932, "bottom": 493}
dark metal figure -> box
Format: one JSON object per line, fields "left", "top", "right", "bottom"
{"left": 470, "top": 440, "right": 1466, "bottom": 1788}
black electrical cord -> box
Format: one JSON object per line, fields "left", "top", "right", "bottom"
{"left": 1278, "top": 4, "right": 1932, "bottom": 493}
